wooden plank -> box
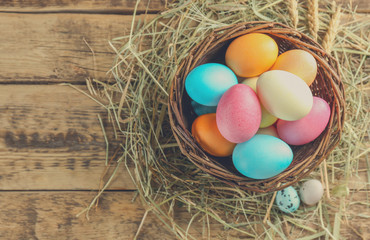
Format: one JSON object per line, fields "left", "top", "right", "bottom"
{"left": 0, "top": 84, "right": 134, "bottom": 190}
{"left": 0, "top": 0, "right": 367, "bottom": 13}
{"left": 335, "top": 0, "right": 370, "bottom": 13}
{"left": 0, "top": 13, "right": 155, "bottom": 84}
{"left": 0, "top": 190, "right": 368, "bottom": 240}
{"left": 0, "top": 0, "right": 166, "bottom": 13}
{"left": 0, "top": 191, "right": 229, "bottom": 240}
{"left": 0, "top": 191, "right": 177, "bottom": 240}
{"left": 0, "top": 3, "right": 367, "bottom": 84}
{"left": 0, "top": 83, "right": 365, "bottom": 190}
{"left": 341, "top": 190, "right": 370, "bottom": 239}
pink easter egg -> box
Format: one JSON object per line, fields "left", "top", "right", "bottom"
{"left": 277, "top": 97, "right": 331, "bottom": 145}
{"left": 216, "top": 84, "right": 261, "bottom": 143}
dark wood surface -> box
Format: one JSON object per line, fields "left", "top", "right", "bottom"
{"left": 0, "top": 0, "right": 368, "bottom": 239}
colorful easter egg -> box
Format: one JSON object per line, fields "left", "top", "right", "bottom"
{"left": 185, "top": 63, "right": 238, "bottom": 106}
{"left": 260, "top": 106, "right": 278, "bottom": 128}
{"left": 257, "top": 125, "right": 279, "bottom": 138}
{"left": 226, "top": 33, "right": 278, "bottom": 77}
{"left": 241, "top": 77, "right": 258, "bottom": 91}
{"left": 271, "top": 49, "right": 317, "bottom": 86}
{"left": 192, "top": 113, "right": 236, "bottom": 157}
{"left": 232, "top": 134, "right": 293, "bottom": 179}
{"left": 191, "top": 100, "right": 217, "bottom": 116}
{"left": 277, "top": 97, "right": 330, "bottom": 145}
{"left": 242, "top": 78, "right": 277, "bottom": 128}
{"left": 216, "top": 84, "right": 261, "bottom": 143}
{"left": 276, "top": 186, "right": 300, "bottom": 213}
{"left": 299, "top": 179, "right": 324, "bottom": 205}
{"left": 257, "top": 70, "right": 313, "bottom": 121}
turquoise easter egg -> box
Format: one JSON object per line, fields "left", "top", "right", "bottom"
{"left": 191, "top": 100, "right": 217, "bottom": 116}
{"left": 185, "top": 63, "right": 238, "bottom": 106}
{"left": 232, "top": 134, "right": 293, "bottom": 179}
{"left": 275, "top": 186, "right": 300, "bottom": 213}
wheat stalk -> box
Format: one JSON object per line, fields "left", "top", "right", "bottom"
{"left": 322, "top": 2, "right": 342, "bottom": 53}
{"left": 307, "top": 0, "right": 319, "bottom": 40}
{"left": 288, "top": 0, "right": 299, "bottom": 28}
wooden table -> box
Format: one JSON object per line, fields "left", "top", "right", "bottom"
{"left": 0, "top": 1, "right": 368, "bottom": 239}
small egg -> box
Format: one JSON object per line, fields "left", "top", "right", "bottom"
{"left": 216, "top": 84, "right": 261, "bottom": 143}
{"left": 191, "top": 100, "right": 217, "bottom": 116}
{"left": 277, "top": 97, "right": 331, "bottom": 145}
{"left": 257, "top": 125, "right": 279, "bottom": 138}
{"left": 299, "top": 179, "right": 324, "bottom": 205}
{"left": 232, "top": 134, "right": 293, "bottom": 179}
{"left": 271, "top": 49, "right": 317, "bottom": 86}
{"left": 192, "top": 113, "right": 236, "bottom": 157}
{"left": 242, "top": 78, "right": 277, "bottom": 128}
{"left": 226, "top": 33, "right": 278, "bottom": 77}
{"left": 257, "top": 70, "right": 313, "bottom": 121}
{"left": 185, "top": 63, "right": 238, "bottom": 106}
{"left": 275, "top": 186, "right": 300, "bottom": 213}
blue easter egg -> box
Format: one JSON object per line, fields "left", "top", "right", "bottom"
{"left": 275, "top": 186, "right": 300, "bottom": 213}
{"left": 185, "top": 63, "right": 238, "bottom": 106}
{"left": 191, "top": 100, "right": 217, "bottom": 116}
{"left": 232, "top": 134, "right": 293, "bottom": 179}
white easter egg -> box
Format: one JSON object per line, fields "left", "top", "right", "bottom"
{"left": 299, "top": 179, "right": 324, "bottom": 205}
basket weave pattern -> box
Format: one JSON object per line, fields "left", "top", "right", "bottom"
{"left": 168, "top": 22, "right": 345, "bottom": 193}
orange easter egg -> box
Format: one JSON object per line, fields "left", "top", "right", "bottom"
{"left": 192, "top": 113, "right": 236, "bottom": 157}
{"left": 271, "top": 49, "right": 317, "bottom": 86}
{"left": 226, "top": 33, "right": 278, "bottom": 77}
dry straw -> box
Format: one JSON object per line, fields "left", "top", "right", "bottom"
{"left": 77, "top": 0, "right": 369, "bottom": 238}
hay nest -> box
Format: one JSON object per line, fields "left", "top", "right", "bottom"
{"left": 78, "top": 0, "right": 369, "bottom": 238}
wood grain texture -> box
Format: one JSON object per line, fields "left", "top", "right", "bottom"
{"left": 0, "top": 84, "right": 134, "bottom": 190}
{"left": 0, "top": 13, "right": 154, "bottom": 84}
{"left": 335, "top": 0, "right": 370, "bottom": 13}
{"left": 0, "top": 0, "right": 367, "bottom": 13}
{"left": 0, "top": 190, "right": 368, "bottom": 240}
{"left": 0, "top": 0, "right": 166, "bottom": 13}
{"left": 0, "top": 191, "right": 177, "bottom": 240}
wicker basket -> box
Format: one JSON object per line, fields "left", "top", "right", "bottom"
{"left": 168, "top": 22, "right": 345, "bottom": 193}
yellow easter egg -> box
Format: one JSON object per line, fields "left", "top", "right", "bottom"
{"left": 260, "top": 105, "right": 278, "bottom": 128}
{"left": 241, "top": 77, "right": 258, "bottom": 92}
{"left": 257, "top": 70, "right": 313, "bottom": 121}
